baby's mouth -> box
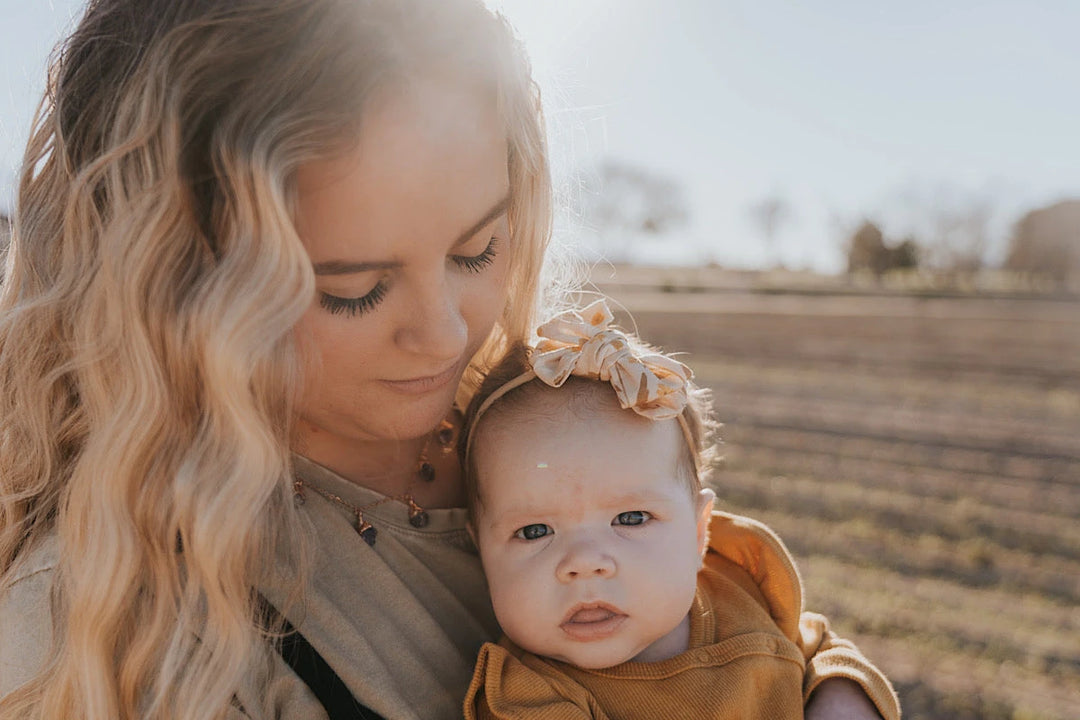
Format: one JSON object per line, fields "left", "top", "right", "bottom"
{"left": 560, "top": 603, "right": 627, "bottom": 641}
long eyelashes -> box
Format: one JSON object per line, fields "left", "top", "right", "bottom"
{"left": 319, "top": 280, "right": 389, "bottom": 317}
{"left": 318, "top": 237, "right": 500, "bottom": 317}
{"left": 453, "top": 237, "right": 499, "bottom": 273}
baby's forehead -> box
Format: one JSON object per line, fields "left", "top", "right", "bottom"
{"left": 477, "top": 378, "right": 661, "bottom": 443}
{"left": 497, "top": 376, "right": 632, "bottom": 419}
{"left": 466, "top": 375, "right": 706, "bottom": 521}
{"left": 472, "top": 381, "right": 687, "bottom": 485}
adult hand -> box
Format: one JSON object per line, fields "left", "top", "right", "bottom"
{"left": 805, "top": 678, "right": 883, "bottom": 720}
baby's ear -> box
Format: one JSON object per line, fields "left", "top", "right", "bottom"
{"left": 695, "top": 488, "right": 716, "bottom": 559}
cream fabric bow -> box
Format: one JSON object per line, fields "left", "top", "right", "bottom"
{"left": 530, "top": 299, "right": 692, "bottom": 420}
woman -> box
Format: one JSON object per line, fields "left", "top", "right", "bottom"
{"left": 0, "top": 1, "right": 891, "bottom": 718}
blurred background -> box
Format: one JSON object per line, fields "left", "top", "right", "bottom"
{"left": 3, "top": 1, "right": 1079, "bottom": 717}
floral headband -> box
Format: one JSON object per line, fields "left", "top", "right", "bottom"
{"left": 465, "top": 299, "right": 699, "bottom": 472}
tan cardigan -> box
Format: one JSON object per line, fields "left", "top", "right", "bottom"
{"left": 1, "top": 456, "right": 498, "bottom": 719}
{"left": 465, "top": 512, "right": 901, "bottom": 720}
{"left": 1, "top": 462, "right": 896, "bottom": 720}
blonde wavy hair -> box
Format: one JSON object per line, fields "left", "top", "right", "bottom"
{"left": 0, "top": 1, "right": 555, "bottom": 718}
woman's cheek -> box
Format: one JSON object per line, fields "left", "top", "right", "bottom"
{"left": 461, "top": 267, "right": 511, "bottom": 353}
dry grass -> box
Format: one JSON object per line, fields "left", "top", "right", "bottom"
{"left": 596, "top": 266, "right": 1080, "bottom": 720}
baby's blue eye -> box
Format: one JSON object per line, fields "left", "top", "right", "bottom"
{"left": 514, "top": 523, "right": 552, "bottom": 541}
{"left": 613, "top": 511, "right": 651, "bottom": 526}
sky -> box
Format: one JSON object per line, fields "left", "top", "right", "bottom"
{"left": 3, "top": 0, "right": 1079, "bottom": 271}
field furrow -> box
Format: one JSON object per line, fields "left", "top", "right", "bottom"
{"left": 719, "top": 498, "right": 1080, "bottom": 603}
{"left": 693, "top": 363, "right": 1080, "bottom": 423}
{"left": 711, "top": 388, "right": 1080, "bottom": 458}
{"left": 722, "top": 421, "right": 1080, "bottom": 484}
{"left": 713, "top": 468, "right": 1080, "bottom": 561}
{"left": 724, "top": 441, "right": 1080, "bottom": 518}
{"left": 796, "top": 556, "right": 1080, "bottom": 680}
{"left": 602, "top": 275, "right": 1080, "bottom": 719}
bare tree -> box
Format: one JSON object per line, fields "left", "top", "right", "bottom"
{"left": 748, "top": 195, "right": 791, "bottom": 267}
{"left": 928, "top": 199, "right": 993, "bottom": 274}
{"left": 882, "top": 182, "right": 997, "bottom": 274}
{"left": 576, "top": 160, "right": 690, "bottom": 262}
{"left": 582, "top": 160, "right": 689, "bottom": 236}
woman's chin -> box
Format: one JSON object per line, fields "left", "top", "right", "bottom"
{"left": 369, "top": 386, "right": 460, "bottom": 438}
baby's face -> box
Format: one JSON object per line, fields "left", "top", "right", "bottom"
{"left": 471, "top": 399, "right": 714, "bottom": 669}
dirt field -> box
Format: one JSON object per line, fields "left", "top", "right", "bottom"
{"left": 594, "top": 267, "right": 1080, "bottom": 720}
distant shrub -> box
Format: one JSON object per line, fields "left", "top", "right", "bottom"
{"left": 846, "top": 221, "right": 920, "bottom": 277}
{"left": 847, "top": 221, "right": 887, "bottom": 275}
{"left": 1005, "top": 199, "right": 1080, "bottom": 286}
{"left": 889, "top": 238, "right": 919, "bottom": 271}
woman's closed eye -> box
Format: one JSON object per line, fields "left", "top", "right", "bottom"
{"left": 514, "top": 523, "right": 552, "bottom": 541}
{"left": 613, "top": 511, "right": 651, "bottom": 527}
{"left": 452, "top": 237, "right": 499, "bottom": 273}
{"left": 318, "top": 237, "right": 500, "bottom": 318}
{"left": 319, "top": 279, "right": 389, "bottom": 317}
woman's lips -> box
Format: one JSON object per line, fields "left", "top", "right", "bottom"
{"left": 379, "top": 362, "right": 460, "bottom": 395}
{"left": 560, "top": 603, "right": 628, "bottom": 641}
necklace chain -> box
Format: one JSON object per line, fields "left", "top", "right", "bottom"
{"left": 293, "top": 414, "right": 458, "bottom": 546}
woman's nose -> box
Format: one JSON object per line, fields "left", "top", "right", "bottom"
{"left": 555, "top": 541, "right": 617, "bottom": 583}
{"left": 395, "top": 276, "right": 468, "bottom": 361}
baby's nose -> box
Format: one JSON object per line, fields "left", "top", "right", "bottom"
{"left": 555, "top": 542, "right": 616, "bottom": 582}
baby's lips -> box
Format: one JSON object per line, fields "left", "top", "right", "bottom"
{"left": 560, "top": 602, "right": 628, "bottom": 641}
{"left": 567, "top": 606, "right": 616, "bottom": 624}
{"left": 560, "top": 601, "right": 626, "bottom": 625}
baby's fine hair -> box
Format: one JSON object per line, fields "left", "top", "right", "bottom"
{"left": 461, "top": 337, "right": 721, "bottom": 518}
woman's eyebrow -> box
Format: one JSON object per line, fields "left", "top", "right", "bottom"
{"left": 451, "top": 193, "right": 510, "bottom": 248}
{"left": 312, "top": 194, "right": 511, "bottom": 276}
{"left": 312, "top": 258, "right": 399, "bottom": 275}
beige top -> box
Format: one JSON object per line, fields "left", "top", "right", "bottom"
{"left": 0, "top": 461, "right": 893, "bottom": 719}
{"left": 0, "top": 455, "right": 499, "bottom": 720}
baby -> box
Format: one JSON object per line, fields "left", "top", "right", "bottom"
{"left": 460, "top": 300, "right": 898, "bottom": 720}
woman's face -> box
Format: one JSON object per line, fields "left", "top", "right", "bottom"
{"left": 293, "top": 77, "right": 512, "bottom": 446}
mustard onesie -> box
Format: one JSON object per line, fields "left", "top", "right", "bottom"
{"left": 465, "top": 512, "right": 900, "bottom": 720}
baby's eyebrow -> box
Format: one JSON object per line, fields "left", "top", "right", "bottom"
{"left": 494, "top": 490, "right": 676, "bottom": 524}
{"left": 494, "top": 506, "right": 549, "bottom": 525}
{"left": 605, "top": 489, "right": 676, "bottom": 507}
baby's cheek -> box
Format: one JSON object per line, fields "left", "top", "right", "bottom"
{"left": 486, "top": 559, "right": 525, "bottom": 616}
{"left": 641, "top": 543, "right": 699, "bottom": 605}
{"left": 489, "top": 562, "right": 547, "bottom": 636}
